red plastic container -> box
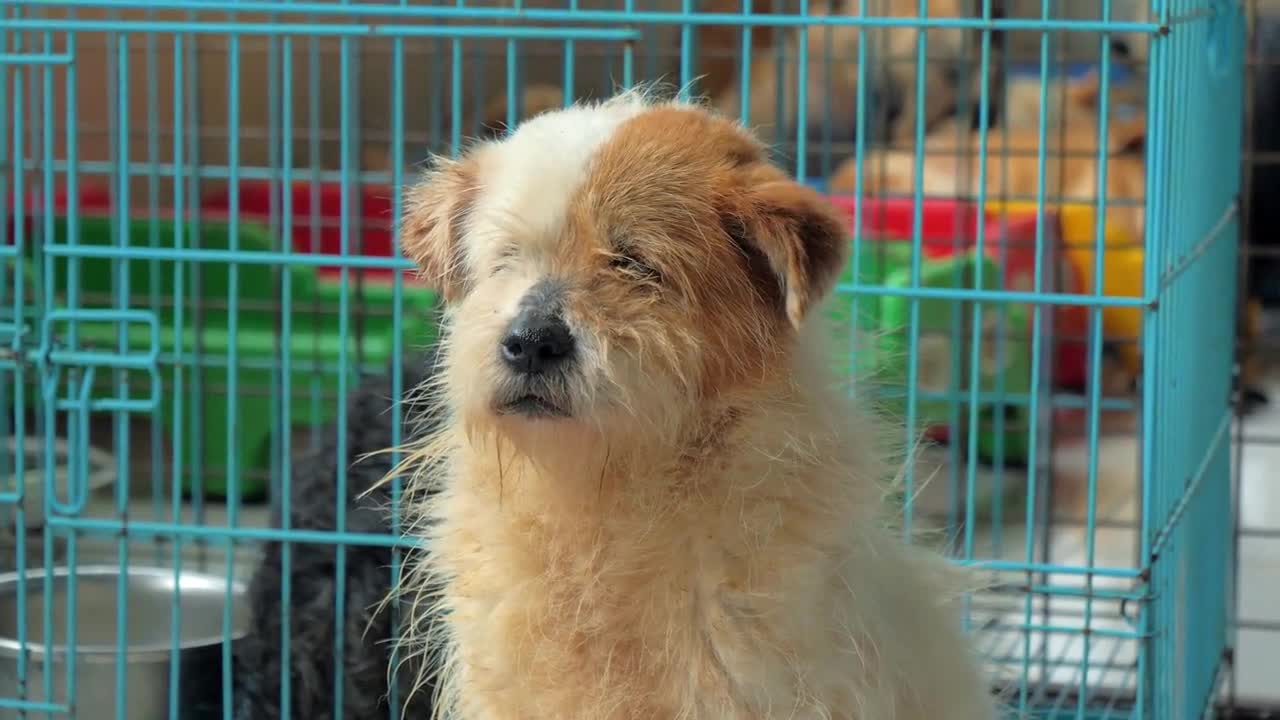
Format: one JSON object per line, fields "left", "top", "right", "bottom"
{"left": 202, "top": 181, "right": 406, "bottom": 282}
{"left": 4, "top": 183, "right": 113, "bottom": 249}
{"left": 7, "top": 182, "right": 112, "bottom": 219}
{"left": 830, "top": 196, "right": 983, "bottom": 259}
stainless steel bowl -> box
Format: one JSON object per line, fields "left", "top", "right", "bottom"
{"left": 0, "top": 565, "right": 248, "bottom": 719}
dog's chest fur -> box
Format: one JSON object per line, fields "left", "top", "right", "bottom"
{"left": 432, "top": 450, "right": 868, "bottom": 720}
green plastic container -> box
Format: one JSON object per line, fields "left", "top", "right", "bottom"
{"left": 21, "top": 215, "right": 437, "bottom": 500}
{"left": 825, "top": 241, "right": 1033, "bottom": 464}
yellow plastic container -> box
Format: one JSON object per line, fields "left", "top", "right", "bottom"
{"left": 986, "top": 201, "right": 1145, "bottom": 376}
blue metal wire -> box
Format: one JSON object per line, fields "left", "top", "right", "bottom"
{"left": 0, "top": 1, "right": 1244, "bottom": 718}
{"left": 168, "top": 30, "right": 188, "bottom": 720}
{"left": 112, "top": 31, "right": 133, "bottom": 718}
{"left": 278, "top": 15, "right": 296, "bottom": 718}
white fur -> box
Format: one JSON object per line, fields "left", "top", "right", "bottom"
{"left": 464, "top": 94, "right": 651, "bottom": 273}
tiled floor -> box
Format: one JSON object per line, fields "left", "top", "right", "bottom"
{"left": 1231, "top": 370, "right": 1280, "bottom": 708}
{"left": 836, "top": 362, "right": 1280, "bottom": 711}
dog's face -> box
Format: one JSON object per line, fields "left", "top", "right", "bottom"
{"left": 402, "top": 94, "right": 850, "bottom": 454}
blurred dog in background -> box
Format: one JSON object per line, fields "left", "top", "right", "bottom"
{"left": 708, "top": 0, "right": 1005, "bottom": 172}
{"left": 828, "top": 70, "right": 1147, "bottom": 242}
{"left": 234, "top": 354, "right": 443, "bottom": 720}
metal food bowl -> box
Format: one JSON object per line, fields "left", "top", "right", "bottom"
{"left": 0, "top": 565, "right": 248, "bottom": 720}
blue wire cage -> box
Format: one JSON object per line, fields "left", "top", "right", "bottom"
{"left": 0, "top": 0, "right": 1247, "bottom": 718}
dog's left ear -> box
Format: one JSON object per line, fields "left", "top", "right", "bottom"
{"left": 401, "top": 156, "right": 480, "bottom": 303}
{"left": 728, "top": 174, "right": 851, "bottom": 330}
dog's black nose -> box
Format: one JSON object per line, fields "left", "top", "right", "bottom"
{"left": 500, "top": 309, "right": 574, "bottom": 375}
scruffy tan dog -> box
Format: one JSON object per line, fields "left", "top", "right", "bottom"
{"left": 714, "top": 0, "right": 993, "bottom": 145}
{"left": 829, "top": 71, "right": 1147, "bottom": 240}
{"left": 393, "top": 89, "right": 997, "bottom": 720}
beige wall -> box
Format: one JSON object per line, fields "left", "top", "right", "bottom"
{"left": 25, "top": 0, "right": 1169, "bottom": 205}
{"left": 28, "top": 4, "right": 689, "bottom": 208}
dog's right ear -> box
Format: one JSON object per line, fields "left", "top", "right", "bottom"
{"left": 1066, "top": 69, "right": 1102, "bottom": 110}
{"left": 726, "top": 171, "right": 851, "bottom": 331}
{"left": 401, "top": 156, "right": 480, "bottom": 303}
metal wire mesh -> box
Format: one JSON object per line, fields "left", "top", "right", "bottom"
{"left": 0, "top": 0, "right": 1248, "bottom": 718}
{"left": 1224, "top": 0, "right": 1280, "bottom": 716}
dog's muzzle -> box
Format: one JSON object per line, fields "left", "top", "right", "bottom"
{"left": 494, "top": 280, "right": 575, "bottom": 418}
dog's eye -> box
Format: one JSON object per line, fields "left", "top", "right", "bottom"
{"left": 610, "top": 254, "right": 661, "bottom": 283}
{"left": 491, "top": 247, "right": 516, "bottom": 276}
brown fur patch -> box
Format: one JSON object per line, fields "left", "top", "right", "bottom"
{"left": 731, "top": 168, "right": 851, "bottom": 328}
{"left": 572, "top": 106, "right": 850, "bottom": 394}
{"left": 674, "top": 405, "right": 745, "bottom": 473}
{"left": 401, "top": 154, "right": 483, "bottom": 302}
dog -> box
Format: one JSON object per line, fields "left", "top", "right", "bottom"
{"left": 997, "top": 68, "right": 1145, "bottom": 136}
{"left": 390, "top": 88, "right": 997, "bottom": 719}
{"left": 829, "top": 70, "right": 1147, "bottom": 242}
{"left": 233, "top": 353, "right": 443, "bottom": 720}
{"left": 696, "top": 0, "right": 781, "bottom": 106}
{"left": 479, "top": 84, "right": 567, "bottom": 139}
{"left": 713, "top": 0, "right": 1001, "bottom": 172}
